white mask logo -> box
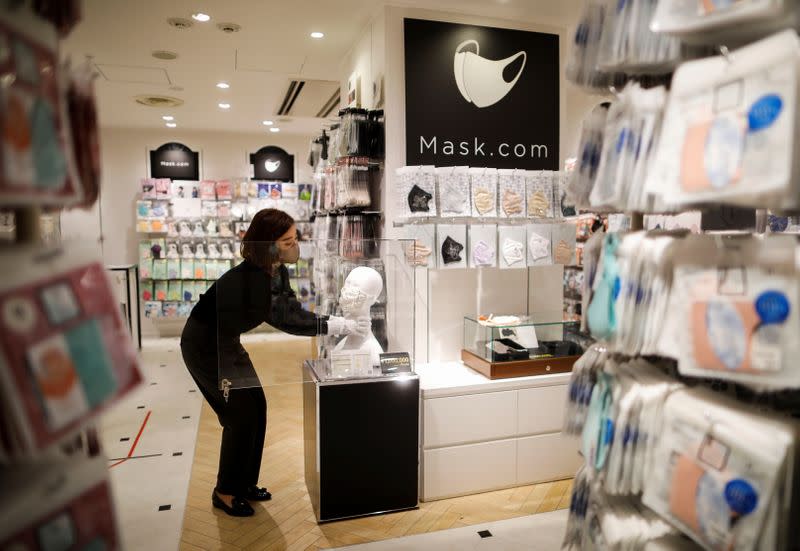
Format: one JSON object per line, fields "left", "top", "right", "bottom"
{"left": 265, "top": 159, "right": 281, "bottom": 173}
{"left": 453, "top": 39, "right": 526, "bottom": 108}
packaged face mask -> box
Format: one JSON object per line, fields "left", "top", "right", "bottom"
{"left": 526, "top": 223, "right": 552, "bottom": 266}
{"left": 436, "top": 166, "right": 471, "bottom": 217}
{"left": 396, "top": 166, "right": 436, "bottom": 219}
{"left": 647, "top": 30, "right": 800, "bottom": 212}
{"left": 499, "top": 169, "right": 526, "bottom": 218}
{"left": 651, "top": 0, "right": 794, "bottom": 45}
{"left": 498, "top": 225, "right": 528, "bottom": 269}
{"left": 568, "top": 103, "right": 610, "bottom": 209}
{"left": 468, "top": 224, "right": 497, "bottom": 268}
{"left": 437, "top": 224, "right": 467, "bottom": 269}
{"left": 470, "top": 168, "right": 498, "bottom": 217}
{"left": 403, "top": 224, "right": 436, "bottom": 268}
{"left": 667, "top": 236, "right": 800, "bottom": 389}
{"left": 642, "top": 388, "right": 796, "bottom": 551}
{"left": 551, "top": 223, "right": 577, "bottom": 266}
{"left": 587, "top": 233, "right": 622, "bottom": 341}
{"left": 526, "top": 171, "right": 554, "bottom": 218}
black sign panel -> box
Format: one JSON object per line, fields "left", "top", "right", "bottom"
{"left": 250, "top": 146, "right": 295, "bottom": 182}
{"left": 149, "top": 142, "right": 200, "bottom": 180}
{"left": 379, "top": 352, "right": 412, "bottom": 374}
{"left": 404, "top": 18, "right": 559, "bottom": 170}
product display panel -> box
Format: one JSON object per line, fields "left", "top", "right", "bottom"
{"left": 217, "top": 239, "right": 415, "bottom": 388}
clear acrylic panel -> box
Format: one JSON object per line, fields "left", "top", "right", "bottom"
{"left": 216, "top": 238, "right": 415, "bottom": 389}
{"left": 463, "top": 315, "right": 585, "bottom": 363}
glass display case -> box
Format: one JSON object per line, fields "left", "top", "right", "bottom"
{"left": 217, "top": 238, "right": 416, "bottom": 389}
{"left": 462, "top": 315, "right": 585, "bottom": 379}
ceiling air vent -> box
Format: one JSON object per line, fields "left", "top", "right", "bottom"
{"left": 276, "top": 79, "right": 341, "bottom": 118}
{"left": 134, "top": 95, "right": 184, "bottom": 108}
{"left": 218, "top": 22, "right": 241, "bottom": 33}
{"left": 167, "top": 17, "right": 193, "bottom": 29}
{"left": 152, "top": 50, "right": 178, "bottom": 61}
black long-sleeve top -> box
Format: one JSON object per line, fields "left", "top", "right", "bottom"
{"left": 190, "top": 260, "right": 327, "bottom": 338}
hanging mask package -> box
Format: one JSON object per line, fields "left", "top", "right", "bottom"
{"left": 526, "top": 171, "right": 555, "bottom": 219}
{"left": 468, "top": 224, "right": 497, "bottom": 268}
{"left": 647, "top": 30, "right": 800, "bottom": 213}
{"left": 437, "top": 224, "right": 467, "bottom": 269}
{"left": 566, "top": 0, "right": 627, "bottom": 91}
{"left": 665, "top": 234, "right": 800, "bottom": 390}
{"left": 551, "top": 223, "right": 577, "bottom": 266}
{"left": 403, "top": 224, "right": 436, "bottom": 268}
{"left": 526, "top": 223, "right": 552, "bottom": 266}
{"left": 642, "top": 388, "right": 799, "bottom": 551}
{"left": 396, "top": 165, "right": 436, "bottom": 219}
{"left": 568, "top": 103, "right": 610, "bottom": 210}
{"left": 499, "top": 169, "right": 525, "bottom": 218}
{"left": 498, "top": 225, "right": 528, "bottom": 269}
{"left": 470, "top": 167, "right": 498, "bottom": 217}
{"left": 651, "top": 0, "right": 799, "bottom": 46}
{"left": 436, "top": 166, "right": 471, "bottom": 217}
{"left": 0, "top": 243, "right": 142, "bottom": 457}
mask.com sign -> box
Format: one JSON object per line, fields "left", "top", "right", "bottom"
{"left": 404, "top": 18, "right": 559, "bottom": 170}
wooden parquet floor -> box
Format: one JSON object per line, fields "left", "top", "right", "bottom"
{"left": 180, "top": 338, "right": 573, "bottom": 551}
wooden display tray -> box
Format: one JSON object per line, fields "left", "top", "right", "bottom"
{"left": 461, "top": 349, "right": 578, "bottom": 380}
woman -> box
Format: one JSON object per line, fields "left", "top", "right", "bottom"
{"left": 181, "top": 208, "right": 368, "bottom": 517}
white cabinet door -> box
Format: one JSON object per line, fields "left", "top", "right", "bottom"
{"left": 516, "top": 433, "right": 582, "bottom": 485}
{"left": 517, "top": 385, "right": 569, "bottom": 436}
{"left": 423, "top": 391, "right": 517, "bottom": 448}
{"left": 423, "top": 439, "right": 517, "bottom": 501}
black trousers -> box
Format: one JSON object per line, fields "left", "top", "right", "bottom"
{"left": 180, "top": 317, "right": 267, "bottom": 496}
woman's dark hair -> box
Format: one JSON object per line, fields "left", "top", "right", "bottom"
{"left": 241, "top": 208, "right": 295, "bottom": 270}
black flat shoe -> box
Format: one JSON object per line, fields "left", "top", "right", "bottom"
{"left": 212, "top": 491, "right": 254, "bottom": 517}
{"left": 245, "top": 486, "right": 272, "bottom": 501}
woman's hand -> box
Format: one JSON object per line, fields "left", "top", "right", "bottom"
{"left": 327, "top": 316, "right": 371, "bottom": 336}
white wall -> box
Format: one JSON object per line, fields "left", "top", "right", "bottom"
{"left": 61, "top": 127, "right": 315, "bottom": 336}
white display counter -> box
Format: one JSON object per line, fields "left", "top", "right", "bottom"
{"left": 417, "top": 362, "right": 582, "bottom": 501}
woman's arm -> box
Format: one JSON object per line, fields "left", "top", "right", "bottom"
{"left": 267, "top": 266, "right": 328, "bottom": 336}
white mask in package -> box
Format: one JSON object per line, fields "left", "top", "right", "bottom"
{"left": 498, "top": 225, "right": 527, "bottom": 269}
{"left": 436, "top": 167, "right": 471, "bottom": 217}
{"left": 647, "top": 30, "right": 800, "bottom": 211}
{"left": 642, "top": 389, "right": 794, "bottom": 551}
{"left": 666, "top": 236, "right": 800, "bottom": 389}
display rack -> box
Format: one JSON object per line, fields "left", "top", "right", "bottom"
{"left": 136, "top": 178, "right": 314, "bottom": 319}
{"left": 0, "top": 6, "right": 141, "bottom": 549}
{"left": 561, "top": 3, "right": 800, "bottom": 548}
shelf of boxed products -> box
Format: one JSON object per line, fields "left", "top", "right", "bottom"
{"left": 137, "top": 178, "right": 314, "bottom": 319}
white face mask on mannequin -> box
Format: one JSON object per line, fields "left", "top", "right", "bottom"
{"left": 453, "top": 39, "right": 527, "bottom": 108}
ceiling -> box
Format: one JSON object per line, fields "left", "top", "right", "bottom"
{"left": 62, "top": 0, "right": 582, "bottom": 137}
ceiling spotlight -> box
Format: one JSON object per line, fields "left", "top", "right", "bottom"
{"left": 192, "top": 13, "right": 210, "bottom": 22}
{"left": 310, "top": 31, "right": 324, "bottom": 39}
{"left": 270, "top": 127, "right": 280, "bottom": 133}
{"left": 162, "top": 115, "right": 174, "bottom": 121}
{"left": 216, "top": 82, "right": 230, "bottom": 89}
{"left": 218, "top": 102, "right": 231, "bottom": 109}
{"left": 262, "top": 120, "right": 274, "bottom": 126}
{"left": 166, "top": 122, "right": 177, "bottom": 128}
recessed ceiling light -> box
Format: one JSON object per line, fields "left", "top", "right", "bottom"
{"left": 216, "top": 82, "right": 230, "bottom": 89}
{"left": 218, "top": 102, "right": 231, "bottom": 109}
{"left": 166, "top": 122, "right": 177, "bottom": 128}
{"left": 310, "top": 31, "right": 324, "bottom": 39}
{"left": 262, "top": 120, "right": 274, "bottom": 126}
{"left": 192, "top": 13, "right": 210, "bottom": 22}
{"left": 270, "top": 127, "right": 280, "bottom": 133}
{"left": 162, "top": 115, "right": 174, "bottom": 121}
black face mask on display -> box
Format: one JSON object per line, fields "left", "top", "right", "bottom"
{"left": 441, "top": 235, "right": 464, "bottom": 264}
{"left": 408, "top": 184, "right": 433, "bottom": 213}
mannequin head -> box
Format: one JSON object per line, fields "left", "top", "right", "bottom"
{"left": 339, "top": 266, "right": 383, "bottom": 316}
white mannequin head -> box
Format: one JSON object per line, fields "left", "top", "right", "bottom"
{"left": 339, "top": 266, "right": 383, "bottom": 317}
